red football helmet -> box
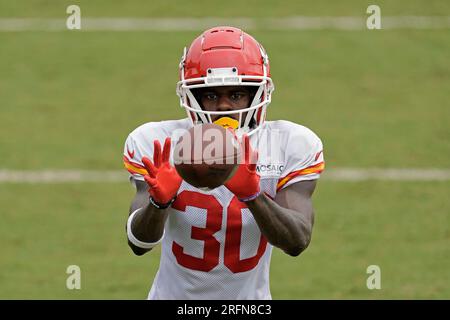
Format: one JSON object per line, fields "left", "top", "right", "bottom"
{"left": 176, "top": 26, "right": 275, "bottom": 136}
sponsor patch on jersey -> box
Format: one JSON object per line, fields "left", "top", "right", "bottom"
{"left": 256, "top": 164, "right": 284, "bottom": 177}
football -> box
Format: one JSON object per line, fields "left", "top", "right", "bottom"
{"left": 173, "top": 123, "right": 241, "bottom": 189}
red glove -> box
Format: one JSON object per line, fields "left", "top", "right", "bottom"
{"left": 141, "top": 137, "right": 182, "bottom": 208}
{"left": 225, "top": 134, "right": 260, "bottom": 202}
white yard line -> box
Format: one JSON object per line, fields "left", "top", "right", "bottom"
{"left": 0, "top": 16, "right": 449, "bottom": 32}
{"left": 0, "top": 169, "right": 449, "bottom": 183}
{"left": 0, "top": 170, "right": 126, "bottom": 183}
{"left": 324, "top": 168, "right": 450, "bottom": 182}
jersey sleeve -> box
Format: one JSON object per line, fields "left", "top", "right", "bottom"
{"left": 122, "top": 119, "right": 191, "bottom": 183}
{"left": 277, "top": 125, "right": 325, "bottom": 191}
{"left": 123, "top": 133, "right": 149, "bottom": 182}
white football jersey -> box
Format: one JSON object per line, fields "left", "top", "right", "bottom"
{"left": 123, "top": 118, "right": 324, "bottom": 300}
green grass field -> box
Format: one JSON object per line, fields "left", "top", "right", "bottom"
{"left": 0, "top": 0, "right": 449, "bottom": 299}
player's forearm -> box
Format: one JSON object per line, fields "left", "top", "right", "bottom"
{"left": 245, "top": 194, "right": 312, "bottom": 256}
{"left": 130, "top": 203, "right": 169, "bottom": 243}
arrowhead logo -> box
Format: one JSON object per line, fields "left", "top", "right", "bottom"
{"left": 127, "top": 146, "right": 135, "bottom": 159}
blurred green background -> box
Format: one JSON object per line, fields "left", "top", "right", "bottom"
{"left": 0, "top": 0, "right": 449, "bottom": 299}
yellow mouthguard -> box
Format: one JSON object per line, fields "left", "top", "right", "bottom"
{"left": 213, "top": 117, "right": 239, "bottom": 129}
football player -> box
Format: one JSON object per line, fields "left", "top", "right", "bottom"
{"left": 123, "top": 26, "right": 325, "bottom": 299}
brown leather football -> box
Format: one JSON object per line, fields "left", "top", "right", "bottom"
{"left": 173, "top": 123, "right": 241, "bottom": 189}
